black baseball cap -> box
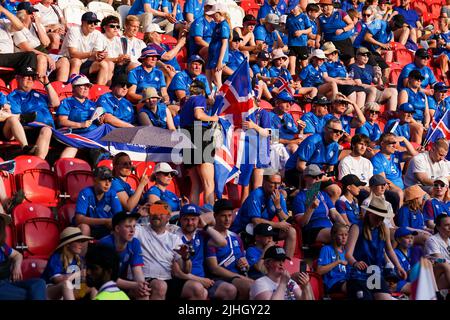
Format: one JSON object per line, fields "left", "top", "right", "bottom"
{"left": 257, "top": 51, "right": 270, "bottom": 60}
{"left": 17, "top": 2, "right": 38, "bottom": 13}
{"left": 341, "top": 174, "right": 366, "bottom": 187}
{"left": 254, "top": 223, "right": 276, "bottom": 237}
{"left": 243, "top": 14, "right": 257, "bottom": 25}
{"left": 110, "top": 73, "right": 130, "bottom": 88}
{"left": 263, "top": 246, "right": 291, "bottom": 261}
{"left": 408, "top": 69, "right": 425, "bottom": 80}
{"left": 112, "top": 211, "right": 141, "bottom": 228}
{"left": 415, "top": 48, "right": 430, "bottom": 59}
{"left": 213, "top": 199, "right": 234, "bottom": 213}
{"left": 434, "top": 82, "right": 449, "bottom": 92}
{"left": 392, "top": 14, "right": 405, "bottom": 28}
{"left": 232, "top": 30, "right": 243, "bottom": 42}
{"left": 312, "top": 95, "right": 331, "bottom": 105}
{"left": 94, "top": 166, "right": 113, "bottom": 180}
{"left": 82, "top": 12, "right": 101, "bottom": 23}
{"left": 17, "top": 66, "right": 37, "bottom": 77}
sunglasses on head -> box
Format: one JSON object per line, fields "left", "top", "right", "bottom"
{"left": 327, "top": 127, "right": 344, "bottom": 135}
{"left": 108, "top": 24, "right": 120, "bottom": 29}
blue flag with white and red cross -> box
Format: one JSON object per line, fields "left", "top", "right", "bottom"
{"left": 424, "top": 109, "right": 450, "bottom": 160}
{"left": 212, "top": 59, "right": 257, "bottom": 198}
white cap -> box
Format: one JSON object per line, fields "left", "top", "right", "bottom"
{"left": 145, "top": 23, "right": 164, "bottom": 33}
{"left": 279, "top": 15, "right": 287, "bottom": 24}
{"left": 265, "top": 13, "right": 280, "bottom": 25}
{"left": 310, "top": 49, "right": 327, "bottom": 60}
{"left": 271, "top": 48, "right": 288, "bottom": 61}
{"left": 204, "top": 0, "right": 217, "bottom": 6}
{"left": 205, "top": 3, "right": 228, "bottom": 15}
{"left": 71, "top": 74, "right": 92, "bottom": 86}
{"left": 153, "top": 162, "right": 179, "bottom": 175}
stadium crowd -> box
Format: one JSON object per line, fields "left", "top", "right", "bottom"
{"left": 0, "top": 0, "right": 450, "bottom": 301}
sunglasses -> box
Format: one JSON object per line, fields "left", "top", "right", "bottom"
{"left": 108, "top": 24, "right": 120, "bottom": 29}
{"left": 116, "top": 83, "right": 131, "bottom": 89}
{"left": 99, "top": 177, "right": 113, "bottom": 182}
{"left": 327, "top": 127, "right": 344, "bottom": 135}
{"left": 385, "top": 141, "right": 397, "bottom": 145}
{"left": 369, "top": 110, "right": 380, "bottom": 115}
{"left": 87, "top": 21, "right": 98, "bottom": 25}
{"left": 306, "top": 174, "right": 324, "bottom": 179}
{"left": 362, "top": 13, "right": 372, "bottom": 17}
{"left": 118, "top": 161, "right": 132, "bottom": 166}
{"left": 433, "top": 183, "right": 446, "bottom": 188}
{"left": 160, "top": 172, "right": 175, "bottom": 177}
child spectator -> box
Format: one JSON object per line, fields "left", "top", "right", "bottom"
{"left": 336, "top": 174, "right": 366, "bottom": 226}
{"left": 317, "top": 223, "right": 349, "bottom": 295}
{"left": 393, "top": 227, "right": 417, "bottom": 296}
{"left": 424, "top": 177, "right": 450, "bottom": 229}
{"left": 245, "top": 223, "right": 277, "bottom": 279}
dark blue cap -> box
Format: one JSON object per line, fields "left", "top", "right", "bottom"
{"left": 398, "top": 102, "right": 414, "bottom": 113}
{"left": 180, "top": 204, "right": 202, "bottom": 217}
{"left": 82, "top": 11, "right": 100, "bottom": 23}
{"left": 434, "top": 82, "right": 449, "bottom": 92}
{"left": 17, "top": 2, "right": 38, "bottom": 13}
{"left": 394, "top": 227, "right": 418, "bottom": 239}
{"left": 276, "top": 91, "right": 295, "bottom": 102}
{"left": 287, "top": 0, "right": 299, "bottom": 12}
{"left": 188, "top": 54, "right": 205, "bottom": 64}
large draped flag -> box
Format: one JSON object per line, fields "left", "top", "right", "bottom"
{"left": 410, "top": 258, "right": 438, "bottom": 300}
{"left": 424, "top": 109, "right": 450, "bottom": 159}
{"left": 29, "top": 123, "right": 181, "bottom": 162}
{"left": 212, "top": 59, "right": 257, "bottom": 198}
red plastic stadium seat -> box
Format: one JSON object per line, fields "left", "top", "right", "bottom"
{"left": 54, "top": 158, "right": 92, "bottom": 182}
{"left": 18, "top": 169, "right": 59, "bottom": 207}
{"left": 259, "top": 99, "right": 273, "bottom": 111}
{"left": 389, "top": 68, "right": 402, "bottom": 85}
{"left": 97, "top": 159, "right": 113, "bottom": 170}
{"left": 64, "top": 170, "right": 94, "bottom": 203}
{"left": 289, "top": 103, "right": 303, "bottom": 123}
{"left": 240, "top": 0, "right": 260, "bottom": 16}
{"left": 0, "top": 78, "right": 9, "bottom": 95}
{"left": 126, "top": 174, "right": 140, "bottom": 191}
{"left": 394, "top": 49, "right": 414, "bottom": 66}
{"left": 89, "top": 84, "right": 111, "bottom": 101}
{"left": 1, "top": 171, "right": 15, "bottom": 199}
{"left": 412, "top": 0, "right": 427, "bottom": 15}
{"left": 293, "top": 223, "right": 304, "bottom": 259}
{"left": 430, "top": 3, "right": 441, "bottom": 19}
{"left": 13, "top": 155, "right": 50, "bottom": 175}
{"left": 51, "top": 81, "right": 73, "bottom": 99}
{"left": 308, "top": 272, "right": 325, "bottom": 300}
{"left": 161, "top": 34, "right": 178, "bottom": 46}
{"left": 177, "top": 47, "right": 188, "bottom": 70}
{"left": 22, "top": 218, "right": 60, "bottom": 258}
{"left": 0, "top": 66, "right": 14, "bottom": 74}
{"left": 5, "top": 224, "right": 15, "bottom": 247}
{"left": 57, "top": 203, "right": 76, "bottom": 229}
{"left": 21, "top": 258, "right": 48, "bottom": 280}
{"left": 12, "top": 203, "right": 54, "bottom": 245}
{"left": 284, "top": 257, "right": 302, "bottom": 275}
{"left": 135, "top": 161, "right": 156, "bottom": 178}
{"left": 10, "top": 79, "right": 46, "bottom": 94}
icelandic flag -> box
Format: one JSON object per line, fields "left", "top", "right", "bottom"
{"left": 212, "top": 59, "right": 257, "bottom": 198}
{"left": 29, "top": 123, "right": 181, "bottom": 162}
{"left": 410, "top": 258, "right": 438, "bottom": 300}
{"left": 424, "top": 109, "right": 450, "bottom": 159}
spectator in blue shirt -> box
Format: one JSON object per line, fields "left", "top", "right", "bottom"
{"left": 427, "top": 82, "right": 450, "bottom": 121}
{"left": 316, "top": 0, "right": 355, "bottom": 64}
{"left": 293, "top": 164, "right": 347, "bottom": 245}
{"left": 397, "top": 185, "right": 433, "bottom": 245}
{"left": 285, "top": 1, "right": 312, "bottom": 74}
{"left": 0, "top": 213, "right": 46, "bottom": 300}
{"left": 423, "top": 177, "right": 450, "bottom": 229}
{"left": 398, "top": 70, "right": 430, "bottom": 131}
{"left": 325, "top": 96, "right": 366, "bottom": 140}
{"left": 56, "top": 74, "right": 98, "bottom": 158}
{"left": 245, "top": 223, "right": 277, "bottom": 279}
{"left": 129, "top": 0, "right": 175, "bottom": 32}
{"left": 251, "top": 51, "right": 274, "bottom": 101}
{"left": 188, "top": 0, "right": 216, "bottom": 56}
{"left": 206, "top": 199, "right": 254, "bottom": 300}
{"left": 205, "top": 3, "right": 230, "bottom": 90}
{"left": 97, "top": 74, "right": 136, "bottom": 128}
{"left": 397, "top": 48, "right": 437, "bottom": 93}
{"left": 168, "top": 54, "right": 211, "bottom": 103}
{"left": 299, "top": 49, "right": 338, "bottom": 100}
{"left": 138, "top": 87, "right": 176, "bottom": 130}
{"left": 223, "top": 30, "right": 246, "bottom": 77}
{"left": 99, "top": 211, "right": 150, "bottom": 300}
{"left": 317, "top": 223, "right": 349, "bottom": 294}
{"left": 393, "top": 227, "right": 416, "bottom": 295}
{"left": 355, "top": 102, "right": 383, "bottom": 144}
{"left": 254, "top": 13, "right": 280, "bottom": 53}
{"left": 301, "top": 95, "right": 330, "bottom": 135}
{"left": 257, "top": 0, "right": 287, "bottom": 24}
{"left": 341, "top": 0, "right": 364, "bottom": 12}
{"left": 336, "top": 174, "right": 365, "bottom": 226}
{"left": 384, "top": 103, "right": 422, "bottom": 144}
{"left": 127, "top": 46, "right": 169, "bottom": 104}
{"left": 184, "top": 0, "right": 205, "bottom": 23}
{"left": 42, "top": 226, "right": 93, "bottom": 300}
{"left": 305, "top": 3, "right": 321, "bottom": 47}
{"left": 111, "top": 152, "right": 149, "bottom": 212}
{"left": 7, "top": 69, "right": 55, "bottom": 160}
{"left": 434, "top": 15, "right": 450, "bottom": 82}
{"left": 174, "top": 204, "right": 236, "bottom": 299}
{"left": 75, "top": 166, "right": 123, "bottom": 239}
{"left": 231, "top": 172, "right": 297, "bottom": 258}
{"left": 393, "top": 0, "right": 422, "bottom": 44}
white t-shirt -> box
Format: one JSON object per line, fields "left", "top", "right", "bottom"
{"left": 338, "top": 155, "right": 374, "bottom": 184}
{"left": 121, "top": 36, "right": 146, "bottom": 63}
{"left": 0, "top": 20, "right": 14, "bottom": 53}
{"left": 424, "top": 233, "right": 450, "bottom": 262}
{"left": 104, "top": 35, "right": 123, "bottom": 59}
{"left": 59, "top": 26, "right": 106, "bottom": 62}
{"left": 34, "top": 3, "right": 63, "bottom": 26}
{"left": 249, "top": 276, "right": 299, "bottom": 300}
{"left": 404, "top": 152, "right": 450, "bottom": 188}
{"left": 12, "top": 23, "right": 42, "bottom": 52}
{"left": 134, "top": 224, "right": 183, "bottom": 280}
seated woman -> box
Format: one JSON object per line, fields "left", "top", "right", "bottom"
{"left": 397, "top": 185, "right": 433, "bottom": 245}
{"left": 317, "top": 223, "right": 349, "bottom": 295}
{"left": 56, "top": 74, "right": 98, "bottom": 158}
{"left": 299, "top": 49, "right": 338, "bottom": 101}
{"left": 138, "top": 88, "right": 176, "bottom": 130}
{"left": 398, "top": 69, "right": 430, "bottom": 142}
{"left": 355, "top": 102, "right": 383, "bottom": 146}
{"left": 336, "top": 174, "right": 365, "bottom": 226}
{"left": 249, "top": 246, "right": 314, "bottom": 300}
{"left": 293, "top": 164, "right": 347, "bottom": 245}
{"left": 111, "top": 152, "right": 149, "bottom": 212}
{"left": 0, "top": 213, "right": 46, "bottom": 300}
{"left": 41, "top": 227, "right": 94, "bottom": 300}
{"left": 144, "top": 162, "right": 185, "bottom": 214}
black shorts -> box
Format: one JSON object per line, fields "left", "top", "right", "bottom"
{"left": 301, "top": 227, "right": 325, "bottom": 245}
{"left": 327, "top": 280, "right": 346, "bottom": 294}
{"left": 284, "top": 168, "right": 301, "bottom": 188}
{"left": 347, "top": 277, "right": 390, "bottom": 300}
{"left": 368, "top": 51, "right": 389, "bottom": 70}
{"left": 182, "top": 124, "right": 216, "bottom": 167}
{"left": 23, "top": 126, "right": 42, "bottom": 145}
{"left": 288, "top": 46, "right": 309, "bottom": 61}
{"left": 80, "top": 60, "right": 94, "bottom": 76}
{"left": 333, "top": 38, "right": 355, "bottom": 63}
{"left": 147, "top": 277, "right": 187, "bottom": 300}
{"left": 337, "top": 84, "right": 365, "bottom": 96}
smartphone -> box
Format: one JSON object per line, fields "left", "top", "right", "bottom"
{"left": 300, "top": 261, "right": 307, "bottom": 273}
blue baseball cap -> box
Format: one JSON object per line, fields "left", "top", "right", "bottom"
{"left": 188, "top": 54, "right": 205, "bottom": 64}
{"left": 287, "top": 0, "right": 299, "bottom": 12}
{"left": 398, "top": 103, "right": 414, "bottom": 113}
{"left": 394, "top": 227, "right": 418, "bottom": 239}
{"left": 434, "top": 82, "right": 449, "bottom": 92}
{"left": 81, "top": 11, "right": 100, "bottom": 23}
{"left": 276, "top": 91, "right": 295, "bottom": 103}
{"left": 180, "top": 204, "right": 202, "bottom": 217}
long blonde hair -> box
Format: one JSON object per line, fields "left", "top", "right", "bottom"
{"left": 60, "top": 244, "right": 81, "bottom": 271}
{"left": 362, "top": 213, "right": 387, "bottom": 241}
